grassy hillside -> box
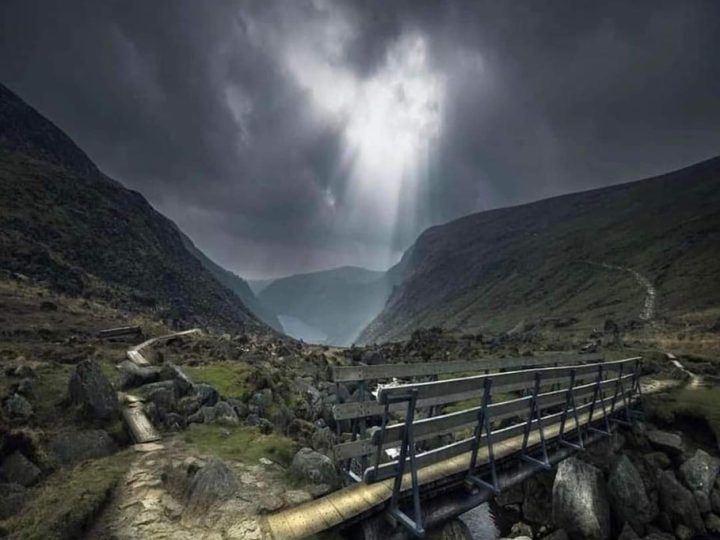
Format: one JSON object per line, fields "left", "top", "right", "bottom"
{"left": 358, "top": 156, "right": 720, "bottom": 343}
{"left": 0, "top": 82, "right": 267, "bottom": 333}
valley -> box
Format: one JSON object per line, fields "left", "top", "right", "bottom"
{"left": 1, "top": 73, "right": 720, "bottom": 540}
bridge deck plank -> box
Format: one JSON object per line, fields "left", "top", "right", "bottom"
{"left": 265, "top": 402, "right": 624, "bottom": 539}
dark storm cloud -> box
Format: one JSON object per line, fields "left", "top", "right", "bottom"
{"left": 1, "top": 0, "right": 719, "bottom": 277}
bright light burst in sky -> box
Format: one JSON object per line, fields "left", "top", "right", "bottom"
{"left": 286, "top": 31, "right": 444, "bottom": 266}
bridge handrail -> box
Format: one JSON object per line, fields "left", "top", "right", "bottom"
{"left": 332, "top": 352, "right": 603, "bottom": 382}
{"left": 375, "top": 357, "right": 638, "bottom": 402}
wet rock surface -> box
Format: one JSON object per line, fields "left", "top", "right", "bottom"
{"left": 68, "top": 359, "right": 119, "bottom": 420}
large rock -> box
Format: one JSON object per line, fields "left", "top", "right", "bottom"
{"left": 117, "top": 360, "right": 160, "bottom": 390}
{"left": 3, "top": 393, "right": 33, "bottom": 422}
{"left": 49, "top": 430, "right": 118, "bottom": 466}
{"left": 552, "top": 457, "right": 610, "bottom": 540}
{"left": 0, "top": 483, "right": 31, "bottom": 519}
{"left": 680, "top": 449, "right": 720, "bottom": 496}
{"left": 185, "top": 458, "right": 238, "bottom": 512}
{"left": 607, "top": 455, "right": 657, "bottom": 534}
{"left": 0, "top": 451, "right": 41, "bottom": 486}
{"left": 290, "top": 448, "right": 339, "bottom": 486}
{"left": 658, "top": 470, "right": 705, "bottom": 533}
{"left": 213, "top": 401, "right": 240, "bottom": 426}
{"left": 159, "top": 363, "right": 193, "bottom": 395}
{"left": 647, "top": 430, "right": 684, "bottom": 456}
{"left": 195, "top": 384, "right": 219, "bottom": 407}
{"left": 68, "top": 359, "right": 118, "bottom": 420}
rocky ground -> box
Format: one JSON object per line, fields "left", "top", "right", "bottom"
{"left": 2, "top": 277, "right": 720, "bottom": 540}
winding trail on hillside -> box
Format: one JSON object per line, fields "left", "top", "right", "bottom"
{"left": 584, "top": 261, "right": 657, "bottom": 323}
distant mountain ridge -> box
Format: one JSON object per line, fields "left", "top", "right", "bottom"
{"left": 259, "top": 265, "right": 402, "bottom": 345}
{"left": 0, "top": 82, "right": 271, "bottom": 333}
{"left": 358, "top": 156, "right": 720, "bottom": 343}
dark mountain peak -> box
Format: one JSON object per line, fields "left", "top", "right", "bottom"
{"left": 0, "top": 82, "right": 98, "bottom": 178}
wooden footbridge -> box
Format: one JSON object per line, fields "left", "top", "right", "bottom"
{"left": 266, "top": 353, "right": 643, "bottom": 539}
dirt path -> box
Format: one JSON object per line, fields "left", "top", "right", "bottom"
{"left": 585, "top": 261, "right": 657, "bottom": 323}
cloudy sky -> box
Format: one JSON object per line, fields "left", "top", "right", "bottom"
{"left": 2, "top": 1, "right": 720, "bottom": 278}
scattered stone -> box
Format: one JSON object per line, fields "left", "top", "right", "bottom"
{"left": 15, "top": 378, "right": 34, "bottom": 398}
{"left": 159, "top": 363, "right": 193, "bottom": 395}
{"left": 712, "top": 489, "right": 720, "bottom": 514}
{"left": 643, "top": 451, "right": 671, "bottom": 470}
{"left": 0, "top": 451, "right": 41, "bottom": 486}
{"left": 3, "top": 394, "right": 33, "bottom": 422}
{"left": 696, "top": 490, "right": 712, "bottom": 515}
{"left": 428, "top": 518, "right": 473, "bottom": 539}
{"left": 213, "top": 401, "right": 240, "bottom": 426}
{"left": 284, "top": 490, "right": 312, "bottom": 506}
{"left": 188, "top": 405, "right": 217, "bottom": 424}
{"left": 680, "top": 449, "right": 720, "bottom": 496}
{"left": 185, "top": 458, "right": 238, "bottom": 513}
{"left": 0, "top": 483, "right": 31, "bottom": 519}
{"left": 290, "top": 448, "right": 338, "bottom": 487}
{"left": 647, "top": 430, "right": 684, "bottom": 456}
{"left": 257, "top": 492, "right": 284, "bottom": 513}
{"left": 607, "top": 455, "right": 657, "bottom": 533}
{"left": 68, "top": 359, "right": 118, "bottom": 420}
{"left": 258, "top": 418, "right": 274, "bottom": 434}
{"left": 552, "top": 457, "right": 610, "bottom": 540}
{"left": 49, "top": 430, "right": 118, "bottom": 466}
{"left": 195, "top": 384, "right": 219, "bottom": 407}
{"left": 674, "top": 524, "right": 693, "bottom": 540}
{"left": 658, "top": 470, "right": 705, "bottom": 533}
{"left": 163, "top": 412, "right": 186, "bottom": 431}
{"left": 509, "top": 522, "right": 533, "bottom": 538}
{"left": 617, "top": 523, "right": 640, "bottom": 540}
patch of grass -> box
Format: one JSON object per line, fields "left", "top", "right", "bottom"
{"left": 179, "top": 424, "right": 298, "bottom": 467}
{"left": 646, "top": 386, "right": 720, "bottom": 444}
{"left": 0, "top": 451, "right": 134, "bottom": 540}
{"left": 184, "top": 361, "right": 253, "bottom": 399}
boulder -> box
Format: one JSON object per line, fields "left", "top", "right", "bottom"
{"left": 607, "top": 455, "right": 657, "bottom": 533}
{"left": 252, "top": 388, "right": 273, "bottom": 410}
{"left": 643, "top": 451, "right": 671, "bottom": 470}
{"left": 0, "top": 451, "right": 41, "bottom": 486}
{"left": 658, "top": 470, "right": 705, "bottom": 533}
{"left": 49, "top": 430, "right": 118, "bottom": 466}
{"left": 163, "top": 412, "right": 186, "bottom": 431}
{"left": 159, "top": 363, "right": 193, "bottom": 395}
{"left": 195, "top": 384, "right": 219, "bottom": 407}
{"left": 711, "top": 489, "right": 720, "bottom": 514}
{"left": 117, "top": 360, "right": 160, "bottom": 390}
{"left": 188, "top": 405, "right": 217, "bottom": 424}
{"left": 680, "top": 449, "right": 720, "bottom": 496}
{"left": 706, "top": 513, "right": 720, "bottom": 534}
{"left": 647, "top": 430, "right": 684, "bottom": 456}
{"left": 213, "top": 401, "right": 240, "bottom": 426}
{"left": 674, "top": 524, "right": 693, "bottom": 540}
{"left": 3, "top": 394, "right": 33, "bottom": 422}
{"left": 290, "top": 448, "right": 339, "bottom": 487}
{"left": 551, "top": 457, "right": 610, "bottom": 540}
{"left": 0, "top": 482, "right": 31, "bottom": 519}
{"left": 185, "top": 458, "right": 238, "bottom": 512}
{"left": 15, "top": 378, "right": 34, "bottom": 398}
{"left": 68, "top": 359, "right": 118, "bottom": 420}
{"left": 695, "top": 490, "right": 711, "bottom": 515}
{"left": 617, "top": 524, "right": 640, "bottom": 540}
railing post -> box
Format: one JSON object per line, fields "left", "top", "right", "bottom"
{"left": 587, "top": 364, "right": 611, "bottom": 437}
{"left": 465, "top": 377, "right": 500, "bottom": 493}
{"left": 521, "top": 372, "right": 551, "bottom": 469}
{"left": 559, "top": 369, "right": 584, "bottom": 450}
{"left": 383, "top": 389, "right": 424, "bottom": 538}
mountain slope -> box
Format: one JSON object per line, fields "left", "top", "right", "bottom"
{"left": 179, "top": 232, "right": 283, "bottom": 331}
{"left": 358, "top": 156, "right": 720, "bottom": 343}
{"left": 259, "top": 265, "right": 399, "bottom": 345}
{"left": 0, "top": 82, "right": 269, "bottom": 332}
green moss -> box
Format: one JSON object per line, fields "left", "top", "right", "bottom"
{"left": 0, "top": 451, "right": 134, "bottom": 540}
{"left": 179, "top": 424, "right": 298, "bottom": 467}
{"left": 184, "top": 361, "right": 253, "bottom": 399}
